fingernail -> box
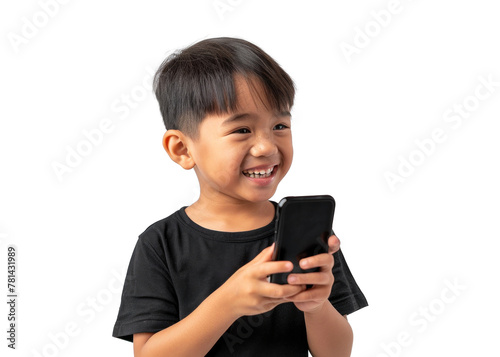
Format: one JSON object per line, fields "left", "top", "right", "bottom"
{"left": 288, "top": 275, "right": 297, "bottom": 283}
{"left": 300, "top": 259, "right": 308, "bottom": 268}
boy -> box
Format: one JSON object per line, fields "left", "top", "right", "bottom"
{"left": 112, "top": 37, "right": 367, "bottom": 356}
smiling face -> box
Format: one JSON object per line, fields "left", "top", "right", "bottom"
{"left": 184, "top": 76, "right": 293, "bottom": 205}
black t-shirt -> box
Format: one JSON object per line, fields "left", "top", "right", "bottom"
{"left": 112, "top": 203, "right": 368, "bottom": 356}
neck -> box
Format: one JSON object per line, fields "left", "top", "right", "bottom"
{"left": 185, "top": 197, "right": 275, "bottom": 232}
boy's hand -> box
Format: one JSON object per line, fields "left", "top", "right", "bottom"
{"left": 219, "top": 244, "right": 306, "bottom": 319}
{"left": 285, "top": 235, "right": 340, "bottom": 313}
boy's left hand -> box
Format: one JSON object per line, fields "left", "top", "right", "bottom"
{"left": 285, "top": 235, "right": 340, "bottom": 313}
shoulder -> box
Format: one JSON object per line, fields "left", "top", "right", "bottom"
{"left": 139, "top": 207, "right": 189, "bottom": 240}
{"left": 134, "top": 207, "right": 192, "bottom": 257}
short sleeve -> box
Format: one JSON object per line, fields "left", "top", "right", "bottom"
{"left": 112, "top": 228, "right": 179, "bottom": 342}
{"left": 329, "top": 248, "right": 368, "bottom": 316}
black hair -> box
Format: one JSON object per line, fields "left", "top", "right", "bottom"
{"left": 153, "top": 37, "right": 295, "bottom": 138}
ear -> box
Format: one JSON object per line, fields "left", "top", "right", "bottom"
{"left": 162, "top": 130, "right": 196, "bottom": 170}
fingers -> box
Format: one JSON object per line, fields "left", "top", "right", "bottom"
{"left": 285, "top": 270, "right": 334, "bottom": 307}
{"left": 248, "top": 247, "right": 306, "bottom": 299}
{"left": 287, "top": 252, "right": 334, "bottom": 290}
{"left": 237, "top": 243, "right": 337, "bottom": 313}
{"left": 259, "top": 281, "right": 306, "bottom": 299}
{"left": 328, "top": 234, "right": 340, "bottom": 254}
{"left": 254, "top": 260, "right": 293, "bottom": 279}
{"left": 286, "top": 288, "right": 325, "bottom": 304}
{"left": 249, "top": 244, "right": 295, "bottom": 279}
{"left": 298, "top": 252, "right": 334, "bottom": 272}
{"left": 287, "top": 271, "right": 334, "bottom": 286}
{"left": 249, "top": 243, "right": 275, "bottom": 265}
{"left": 248, "top": 244, "right": 303, "bottom": 279}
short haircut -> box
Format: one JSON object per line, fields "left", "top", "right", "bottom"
{"left": 153, "top": 37, "right": 295, "bottom": 138}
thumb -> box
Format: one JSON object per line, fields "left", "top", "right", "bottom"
{"left": 250, "top": 243, "right": 275, "bottom": 265}
{"left": 328, "top": 235, "right": 340, "bottom": 254}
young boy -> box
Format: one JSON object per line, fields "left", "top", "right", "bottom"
{"left": 112, "top": 37, "right": 367, "bottom": 356}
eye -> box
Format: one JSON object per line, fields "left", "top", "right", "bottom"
{"left": 232, "top": 128, "right": 251, "bottom": 134}
{"left": 274, "top": 123, "right": 289, "bottom": 130}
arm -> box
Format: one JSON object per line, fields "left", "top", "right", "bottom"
{"left": 304, "top": 304, "right": 353, "bottom": 357}
{"left": 133, "top": 287, "right": 236, "bottom": 357}
{"left": 133, "top": 244, "right": 305, "bottom": 357}
{"left": 286, "top": 235, "right": 353, "bottom": 357}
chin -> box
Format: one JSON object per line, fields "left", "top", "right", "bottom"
{"left": 244, "top": 189, "right": 278, "bottom": 203}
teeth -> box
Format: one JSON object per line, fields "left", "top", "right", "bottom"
{"left": 243, "top": 166, "right": 275, "bottom": 178}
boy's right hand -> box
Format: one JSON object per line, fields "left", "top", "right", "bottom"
{"left": 218, "top": 244, "right": 306, "bottom": 319}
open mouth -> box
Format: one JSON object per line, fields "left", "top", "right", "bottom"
{"left": 242, "top": 165, "right": 277, "bottom": 178}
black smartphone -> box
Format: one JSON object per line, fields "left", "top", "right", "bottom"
{"left": 270, "top": 195, "right": 336, "bottom": 284}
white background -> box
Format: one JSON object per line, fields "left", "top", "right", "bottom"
{"left": 1, "top": 0, "right": 499, "bottom": 356}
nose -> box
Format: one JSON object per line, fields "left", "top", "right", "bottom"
{"left": 249, "top": 132, "right": 278, "bottom": 158}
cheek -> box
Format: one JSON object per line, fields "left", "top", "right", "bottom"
{"left": 215, "top": 156, "right": 244, "bottom": 187}
{"left": 215, "top": 173, "right": 232, "bottom": 190}
{"left": 224, "top": 147, "right": 246, "bottom": 169}
{"left": 282, "top": 139, "right": 293, "bottom": 165}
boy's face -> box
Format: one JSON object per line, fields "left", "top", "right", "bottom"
{"left": 186, "top": 76, "right": 293, "bottom": 205}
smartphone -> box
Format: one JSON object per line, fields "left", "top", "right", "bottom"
{"left": 270, "top": 195, "right": 336, "bottom": 284}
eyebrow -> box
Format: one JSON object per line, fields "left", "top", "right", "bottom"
{"left": 221, "top": 110, "right": 291, "bottom": 126}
